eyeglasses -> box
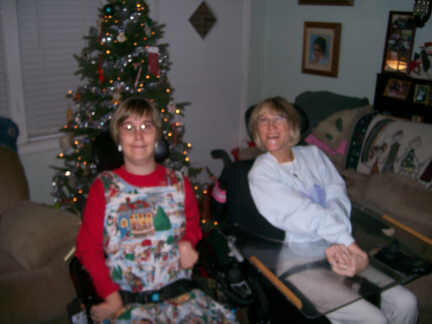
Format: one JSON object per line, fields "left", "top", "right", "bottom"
{"left": 120, "top": 121, "right": 155, "bottom": 133}
{"left": 257, "top": 115, "right": 287, "bottom": 126}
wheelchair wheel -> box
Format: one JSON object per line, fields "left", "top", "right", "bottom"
{"left": 246, "top": 273, "right": 270, "bottom": 324}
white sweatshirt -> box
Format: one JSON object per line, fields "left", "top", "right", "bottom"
{"left": 248, "top": 145, "right": 354, "bottom": 246}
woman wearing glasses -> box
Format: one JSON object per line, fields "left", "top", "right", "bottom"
{"left": 76, "top": 97, "right": 237, "bottom": 323}
{"left": 247, "top": 96, "right": 417, "bottom": 324}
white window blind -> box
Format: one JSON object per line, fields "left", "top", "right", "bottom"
{"left": 17, "top": 0, "right": 100, "bottom": 138}
{"left": 0, "top": 3, "right": 10, "bottom": 118}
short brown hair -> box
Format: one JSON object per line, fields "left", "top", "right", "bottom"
{"left": 110, "top": 97, "right": 162, "bottom": 144}
{"left": 248, "top": 96, "right": 301, "bottom": 149}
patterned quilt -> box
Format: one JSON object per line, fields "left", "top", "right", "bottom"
{"left": 345, "top": 113, "right": 432, "bottom": 190}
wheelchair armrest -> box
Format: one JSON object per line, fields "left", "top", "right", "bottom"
{"left": 69, "top": 256, "right": 103, "bottom": 321}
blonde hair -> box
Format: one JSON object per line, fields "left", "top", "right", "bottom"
{"left": 248, "top": 96, "right": 301, "bottom": 150}
{"left": 110, "top": 97, "right": 162, "bottom": 144}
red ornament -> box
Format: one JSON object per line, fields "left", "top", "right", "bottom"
{"left": 98, "top": 59, "right": 104, "bottom": 83}
{"left": 147, "top": 46, "right": 160, "bottom": 75}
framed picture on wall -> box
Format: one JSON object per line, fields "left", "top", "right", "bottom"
{"left": 381, "top": 11, "right": 416, "bottom": 74}
{"left": 301, "top": 22, "right": 341, "bottom": 77}
{"left": 383, "top": 78, "right": 412, "bottom": 100}
{"left": 298, "top": 0, "right": 353, "bottom": 5}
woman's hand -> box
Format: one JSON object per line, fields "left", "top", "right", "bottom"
{"left": 178, "top": 240, "right": 199, "bottom": 269}
{"left": 325, "top": 242, "right": 369, "bottom": 277}
{"left": 90, "top": 291, "right": 124, "bottom": 323}
{"left": 347, "top": 242, "right": 369, "bottom": 274}
{"left": 326, "top": 244, "right": 354, "bottom": 276}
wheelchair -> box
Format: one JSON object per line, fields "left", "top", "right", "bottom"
{"left": 68, "top": 131, "right": 270, "bottom": 323}
{"left": 68, "top": 105, "right": 332, "bottom": 323}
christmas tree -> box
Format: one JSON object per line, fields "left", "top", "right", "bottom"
{"left": 51, "top": 0, "right": 206, "bottom": 215}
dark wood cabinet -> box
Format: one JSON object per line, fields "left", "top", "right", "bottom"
{"left": 373, "top": 73, "right": 432, "bottom": 123}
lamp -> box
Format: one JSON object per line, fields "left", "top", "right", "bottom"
{"left": 413, "top": 0, "right": 432, "bottom": 27}
{"left": 385, "top": 51, "right": 408, "bottom": 72}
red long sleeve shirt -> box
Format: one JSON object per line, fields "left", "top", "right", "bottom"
{"left": 75, "top": 165, "right": 202, "bottom": 298}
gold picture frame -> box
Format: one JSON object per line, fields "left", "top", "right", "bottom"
{"left": 383, "top": 78, "right": 412, "bottom": 100}
{"left": 301, "top": 22, "right": 341, "bottom": 77}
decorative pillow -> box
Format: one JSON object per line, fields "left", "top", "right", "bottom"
{"left": 308, "top": 105, "right": 372, "bottom": 153}
{"left": 0, "top": 201, "right": 80, "bottom": 270}
{"left": 345, "top": 113, "right": 432, "bottom": 190}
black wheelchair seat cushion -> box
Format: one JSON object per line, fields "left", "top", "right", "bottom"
{"left": 219, "top": 160, "right": 285, "bottom": 242}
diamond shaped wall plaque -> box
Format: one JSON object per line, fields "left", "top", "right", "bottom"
{"left": 189, "top": 2, "right": 216, "bottom": 39}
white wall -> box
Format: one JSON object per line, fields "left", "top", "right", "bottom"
{"left": 20, "top": 147, "right": 62, "bottom": 204}
{"left": 155, "top": 0, "right": 250, "bottom": 180}
{"left": 247, "top": 0, "right": 432, "bottom": 132}
{"left": 19, "top": 0, "right": 249, "bottom": 204}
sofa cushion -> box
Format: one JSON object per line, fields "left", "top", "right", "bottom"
{"left": 0, "top": 251, "right": 23, "bottom": 274}
{"left": 0, "top": 201, "right": 80, "bottom": 270}
{"left": 0, "top": 147, "right": 29, "bottom": 215}
{"left": 362, "top": 172, "right": 432, "bottom": 238}
{"left": 406, "top": 273, "right": 432, "bottom": 324}
{"left": 346, "top": 113, "right": 432, "bottom": 190}
{"left": 0, "top": 251, "right": 76, "bottom": 323}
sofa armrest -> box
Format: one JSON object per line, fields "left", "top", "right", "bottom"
{"left": 0, "top": 253, "right": 76, "bottom": 323}
{"left": 0, "top": 147, "right": 29, "bottom": 215}
{"left": 0, "top": 201, "right": 80, "bottom": 270}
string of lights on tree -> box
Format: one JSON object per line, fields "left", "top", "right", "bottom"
{"left": 51, "top": 0, "right": 208, "bottom": 215}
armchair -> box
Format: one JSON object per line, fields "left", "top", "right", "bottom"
{"left": 0, "top": 118, "right": 80, "bottom": 323}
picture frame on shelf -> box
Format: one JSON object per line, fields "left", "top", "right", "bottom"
{"left": 413, "top": 84, "right": 430, "bottom": 105}
{"left": 298, "top": 0, "right": 353, "bottom": 5}
{"left": 383, "top": 78, "right": 412, "bottom": 100}
{"left": 381, "top": 11, "right": 416, "bottom": 74}
{"left": 301, "top": 22, "right": 341, "bottom": 77}
{"left": 374, "top": 73, "right": 432, "bottom": 123}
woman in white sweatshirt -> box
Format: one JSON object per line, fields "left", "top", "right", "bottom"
{"left": 247, "top": 96, "right": 417, "bottom": 324}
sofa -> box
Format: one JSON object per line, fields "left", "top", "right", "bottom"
{"left": 0, "top": 118, "right": 80, "bottom": 323}
{"left": 297, "top": 92, "right": 432, "bottom": 244}
{"left": 295, "top": 91, "right": 432, "bottom": 323}
{"left": 217, "top": 91, "right": 432, "bottom": 323}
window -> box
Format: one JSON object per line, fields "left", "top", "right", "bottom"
{"left": 1, "top": 0, "right": 100, "bottom": 143}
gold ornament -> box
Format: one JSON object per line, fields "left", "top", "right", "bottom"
{"left": 66, "top": 107, "right": 73, "bottom": 122}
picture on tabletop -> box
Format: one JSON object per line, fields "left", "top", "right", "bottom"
{"left": 383, "top": 78, "right": 412, "bottom": 100}
{"left": 413, "top": 84, "right": 430, "bottom": 105}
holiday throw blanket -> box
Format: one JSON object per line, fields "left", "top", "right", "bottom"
{"left": 345, "top": 113, "right": 432, "bottom": 190}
